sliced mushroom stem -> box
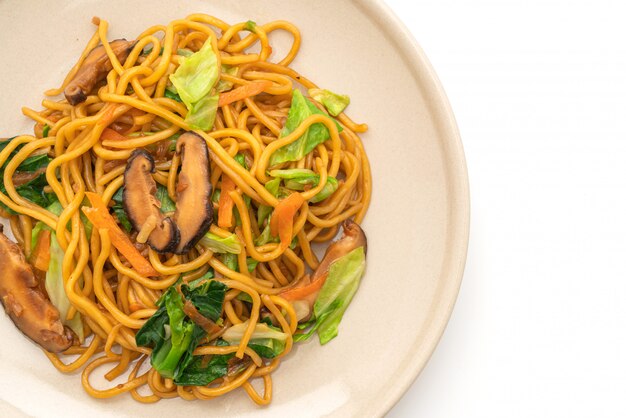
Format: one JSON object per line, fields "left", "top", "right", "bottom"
{"left": 173, "top": 132, "right": 213, "bottom": 254}
{"left": 0, "top": 229, "right": 75, "bottom": 352}
{"left": 123, "top": 149, "right": 180, "bottom": 253}
{"left": 64, "top": 39, "right": 136, "bottom": 105}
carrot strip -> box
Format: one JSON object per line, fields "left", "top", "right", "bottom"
{"left": 97, "top": 104, "right": 120, "bottom": 127}
{"left": 30, "top": 229, "right": 51, "bottom": 271}
{"left": 280, "top": 274, "right": 326, "bottom": 301}
{"left": 218, "top": 175, "right": 236, "bottom": 229}
{"left": 100, "top": 127, "right": 128, "bottom": 142}
{"left": 83, "top": 192, "right": 158, "bottom": 277}
{"left": 270, "top": 192, "right": 305, "bottom": 252}
{"left": 218, "top": 80, "right": 272, "bottom": 107}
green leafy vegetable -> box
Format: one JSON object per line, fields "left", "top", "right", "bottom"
{"left": 0, "top": 139, "right": 57, "bottom": 214}
{"left": 187, "top": 269, "right": 214, "bottom": 289}
{"left": 308, "top": 88, "right": 350, "bottom": 116}
{"left": 254, "top": 222, "right": 277, "bottom": 246}
{"left": 309, "top": 177, "right": 338, "bottom": 203}
{"left": 0, "top": 171, "right": 57, "bottom": 215}
{"left": 112, "top": 206, "right": 133, "bottom": 232}
{"left": 142, "top": 46, "right": 164, "bottom": 56}
{"left": 295, "top": 247, "right": 366, "bottom": 344}
{"left": 42, "top": 124, "right": 50, "bottom": 138}
{"left": 137, "top": 280, "right": 229, "bottom": 383}
{"left": 176, "top": 48, "right": 194, "bottom": 57}
{"left": 112, "top": 184, "right": 174, "bottom": 231}
{"left": 198, "top": 231, "right": 242, "bottom": 254}
{"left": 169, "top": 39, "right": 219, "bottom": 131}
{"left": 257, "top": 177, "right": 280, "bottom": 227}
{"left": 151, "top": 289, "right": 196, "bottom": 378}
{"left": 46, "top": 233, "right": 84, "bottom": 341}
{"left": 169, "top": 40, "right": 218, "bottom": 107}
{"left": 181, "top": 280, "right": 227, "bottom": 322}
{"left": 164, "top": 88, "right": 182, "bottom": 102}
{"left": 221, "top": 253, "right": 238, "bottom": 272}
{"left": 222, "top": 321, "right": 287, "bottom": 358}
{"left": 31, "top": 200, "right": 92, "bottom": 251}
{"left": 155, "top": 184, "right": 176, "bottom": 213}
{"left": 269, "top": 90, "right": 342, "bottom": 166}
{"left": 246, "top": 257, "right": 259, "bottom": 273}
{"left": 174, "top": 339, "right": 233, "bottom": 386}
{"left": 270, "top": 169, "right": 339, "bottom": 203}
{"left": 136, "top": 280, "right": 227, "bottom": 380}
{"left": 244, "top": 20, "right": 257, "bottom": 33}
{"left": 185, "top": 93, "right": 219, "bottom": 131}
{"left": 216, "top": 65, "right": 238, "bottom": 93}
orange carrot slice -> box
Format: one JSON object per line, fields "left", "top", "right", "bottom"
{"left": 270, "top": 192, "right": 305, "bottom": 252}
{"left": 280, "top": 274, "right": 327, "bottom": 301}
{"left": 100, "top": 127, "right": 128, "bottom": 142}
{"left": 218, "top": 175, "right": 236, "bottom": 229}
{"left": 218, "top": 80, "right": 272, "bottom": 107}
{"left": 82, "top": 192, "right": 158, "bottom": 277}
{"left": 30, "top": 229, "right": 51, "bottom": 271}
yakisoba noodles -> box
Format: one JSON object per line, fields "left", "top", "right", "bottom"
{"left": 0, "top": 14, "right": 371, "bottom": 404}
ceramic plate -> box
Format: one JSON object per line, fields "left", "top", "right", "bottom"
{"left": 0, "top": 0, "right": 469, "bottom": 416}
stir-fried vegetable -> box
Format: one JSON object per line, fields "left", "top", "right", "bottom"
{"left": 0, "top": 139, "right": 56, "bottom": 214}
{"left": 217, "top": 175, "right": 236, "bottom": 228}
{"left": 269, "top": 169, "right": 339, "bottom": 203}
{"left": 270, "top": 192, "right": 305, "bottom": 250}
{"left": 174, "top": 339, "right": 233, "bottom": 386}
{"left": 46, "top": 232, "right": 84, "bottom": 341}
{"left": 169, "top": 39, "right": 218, "bottom": 107}
{"left": 136, "top": 280, "right": 227, "bottom": 382}
{"left": 198, "top": 231, "right": 242, "bottom": 254}
{"left": 169, "top": 39, "right": 219, "bottom": 130}
{"left": 112, "top": 184, "right": 174, "bottom": 233}
{"left": 294, "top": 247, "right": 366, "bottom": 344}
{"left": 82, "top": 192, "right": 158, "bottom": 277}
{"left": 308, "top": 88, "right": 350, "bottom": 116}
{"left": 218, "top": 80, "right": 271, "bottom": 107}
{"left": 215, "top": 65, "right": 238, "bottom": 92}
{"left": 269, "top": 90, "right": 342, "bottom": 166}
{"left": 222, "top": 321, "right": 287, "bottom": 359}
{"left": 185, "top": 94, "right": 219, "bottom": 131}
{"left": 30, "top": 229, "right": 51, "bottom": 271}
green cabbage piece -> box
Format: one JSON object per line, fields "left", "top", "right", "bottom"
{"left": 185, "top": 93, "right": 219, "bottom": 131}
{"left": 216, "top": 65, "right": 238, "bottom": 92}
{"left": 222, "top": 321, "right": 287, "bottom": 358}
{"left": 294, "top": 246, "right": 366, "bottom": 344}
{"left": 46, "top": 233, "right": 84, "bottom": 341}
{"left": 199, "top": 231, "right": 242, "bottom": 254}
{"left": 269, "top": 89, "right": 342, "bottom": 166}
{"left": 169, "top": 39, "right": 218, "bottom": 107}
{"left": 270, "top": 169, "right": 339, "bottom": 203}
{"left": 309, "top": 88, "right": 350, "bottom": 116}
{"left": 256, "top": 177, "right": 280, "bottom": 227}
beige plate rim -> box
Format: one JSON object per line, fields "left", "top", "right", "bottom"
{"left": 360, "top": 0, "right": 470, "bottom": 415}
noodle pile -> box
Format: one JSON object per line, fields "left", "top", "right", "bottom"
{"left": 0, "top": 14, "right": 371, "bottom": 404}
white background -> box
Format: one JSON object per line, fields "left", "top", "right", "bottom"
{"left": 385, "top": 0, "right": 626, "bottom": 417}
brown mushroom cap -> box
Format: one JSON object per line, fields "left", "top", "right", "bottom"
{"left": 0, "top": 229, "right": 75, "bottom": 352}
{"left": 123, "top": 149, "right": 180, "bottom": 253}
{"left": 173, "top": 132, "right": 213, "bottom": 254}
{"left": 64, "top": 39, "right": 136, "bottom": 105}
